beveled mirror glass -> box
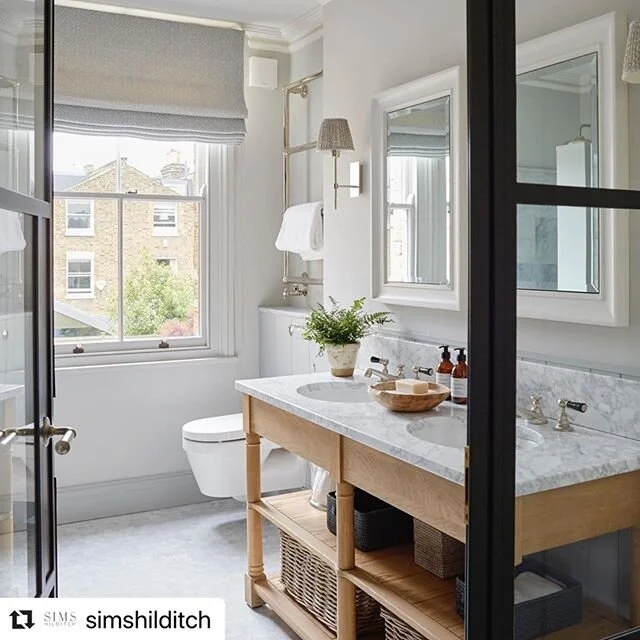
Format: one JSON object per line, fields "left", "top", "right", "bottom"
{"left": 386, "top": 96, "right": 451, "bottom": 286}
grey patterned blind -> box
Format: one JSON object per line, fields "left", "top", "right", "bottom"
{"left": 54, "top": 6, "right": 248, "bottom": 143}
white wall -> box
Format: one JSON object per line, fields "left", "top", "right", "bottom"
{"left": 53, "top": 48, "right": 290, "bottom": 522}
{"left": 323, "top": 0, "right": 640, "bottom": 372}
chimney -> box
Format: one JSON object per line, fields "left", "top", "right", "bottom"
{"left": 84, "top": 164, "right": 95, "bottom": 175}
{"left": 161, "top": 161, "right": 188, "bottom": 180}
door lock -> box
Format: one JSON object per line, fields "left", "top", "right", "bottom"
{"left": 42, "top": 417, "right": 77, "bottom": 455}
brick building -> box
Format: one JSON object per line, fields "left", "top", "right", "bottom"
{"left": 53, "top": 159, "right": 199, "bottom": 338}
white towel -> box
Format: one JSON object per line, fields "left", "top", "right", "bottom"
{"left": 275, "top": 201, "right": 324, "bottom": 261}
{"left": 514, "top": 571, "right": 563, "bottom": 604}
{"left": 0, "top": 209, "right": 26, "bottom": 255}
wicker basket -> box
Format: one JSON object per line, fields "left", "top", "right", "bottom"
{"left": 381, "top": 608, "right": 423, "bottom": 640}
{"left": 327, "top": 489, "right": 414, "bottom": 552}
{"left": 413, "top": 519, "right": 465, "bottom": 579}
{"left": 456, "top": 559, "right": 582, "bottom": 640}
{"left": 279, "top": 531, "right": 382, "bottom": 633}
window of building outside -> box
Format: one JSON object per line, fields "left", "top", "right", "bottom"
{"left": 53, "top": 133, "right": 208, "bottom": 356}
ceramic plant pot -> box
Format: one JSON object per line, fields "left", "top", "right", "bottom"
{"left": 325, "top": 342, "right": 361, "bottom": 377}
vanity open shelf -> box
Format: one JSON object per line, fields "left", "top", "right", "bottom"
{"left": 251, "top": 490, "right": 627, "bottom": 640}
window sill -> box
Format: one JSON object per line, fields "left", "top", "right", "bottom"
{"left": 65, "top": 292, "right": 95, "bottom": 300}
{"left": 152, "top": 230, "right": 179, "bottom": 237}
{"left": 65, "top": 231, "right": 95, "bottom": 237}
{"left": 54, "top": 344, "right": 235, "bottom": 369}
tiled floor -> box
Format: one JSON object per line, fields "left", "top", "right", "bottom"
{"left": 57, "top": 499, "right": 298, "bottom": 639}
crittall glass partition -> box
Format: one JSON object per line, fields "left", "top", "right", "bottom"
{"left": 465, "top": 1, "right": 640, "bottom": 639}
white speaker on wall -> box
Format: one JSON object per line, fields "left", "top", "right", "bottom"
{"left": 249, "top": 56, "right": 278, "bottom": 90}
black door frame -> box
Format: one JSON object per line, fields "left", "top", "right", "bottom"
{"left": 0, "top": 0, "right": 56, "bottom": 598}
{"left": 465, "top": 1, "right": 640, "bottom": 639}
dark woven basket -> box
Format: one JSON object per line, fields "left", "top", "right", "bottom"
{"left": 413, "top": 519, "right": 465, "bottom": 579}
{"left": 327, "top": 489, "right": 414, "bottom": 552}
{"left": 456, "top": 559, "right": 582, "bottom": 640}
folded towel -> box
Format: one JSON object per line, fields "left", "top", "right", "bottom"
{"left": 514, "top": 571, "right": 563, "bottom": 604}
{"left": 0, "top": 209, "right": 26, "bottom": 255}
{"left": 275, "top": 201, "right": 324, "bottom": 261}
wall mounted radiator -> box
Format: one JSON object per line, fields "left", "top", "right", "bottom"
{"left": 282, "top": 70, "right": 324, "bottom": 298}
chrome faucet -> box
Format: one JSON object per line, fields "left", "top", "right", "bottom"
{"left": 554, "top": 399, "right": 588, "bottom": 432}
{"left": 364, "top": 356, "right": 405, "bottom": 381}
{"left": 516, "top": 395, "right": 548, "bottom": 425}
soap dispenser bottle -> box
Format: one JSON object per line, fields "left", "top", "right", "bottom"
{"left": 435, "top": 345, "right": 454, "bottom": 393}
{"left": 451, "top": 348, "right": 468, "bottom": 405}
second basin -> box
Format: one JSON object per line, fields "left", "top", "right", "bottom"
{"left": 406, "top": 416, "right": 544, "bottom": 450}
{"left": 296, "top": 381, "right": 373, "bottom": 403}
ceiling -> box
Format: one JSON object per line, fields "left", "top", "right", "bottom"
{"left": 72, "top": 0, "right": 327, "bottom": 45}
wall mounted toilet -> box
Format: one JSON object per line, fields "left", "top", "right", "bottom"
{"left": 182, "top": 413, "right": 306, "bottom": 499}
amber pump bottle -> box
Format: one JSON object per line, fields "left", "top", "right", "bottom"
{"left": 435, "top": 345, "right": 454, "bottom": 396}
{"left": 451, "top": 348, "right": 468, "bottom": 405}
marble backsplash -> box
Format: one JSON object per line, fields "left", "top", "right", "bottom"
{"left": 359, "top": 332, "right": 640, "bottom": 441}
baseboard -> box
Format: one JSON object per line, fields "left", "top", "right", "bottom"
{"left": 57, "top": 471, "right": 210, "bottom": 524}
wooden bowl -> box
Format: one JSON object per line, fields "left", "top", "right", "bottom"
{"left": 369, "top": 381, "right": 450, "bottom": 413}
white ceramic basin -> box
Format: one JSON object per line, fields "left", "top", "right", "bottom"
{"left": 406, "top": 416, "right": 543, "bottom": 450}
{"left": 296, "top": 381, "right": 373, "bottom": 403}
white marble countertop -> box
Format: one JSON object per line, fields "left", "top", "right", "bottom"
{"left": 235, "top": 372, "right": 640, "bottom": 497}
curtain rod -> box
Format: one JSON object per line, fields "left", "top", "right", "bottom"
{"left": 57, "top": 0, "right": 243, "bottom": 31}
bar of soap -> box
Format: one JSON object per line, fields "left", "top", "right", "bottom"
{"left": 395, "top": 379, "right": 430, "bottom": 394}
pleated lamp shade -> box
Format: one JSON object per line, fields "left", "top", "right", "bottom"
{"left": 317, "top": 118, "right": 355, "bottom": 152}
{"left": 623, "top": 19, "right": 640, "bottom": 84}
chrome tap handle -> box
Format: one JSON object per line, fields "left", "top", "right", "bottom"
{"left": 370, "top": 356, "right": 389, "bottom": 374}
{"left": 396, "top": 364, "right": 406, "bottom": 378}
{"left": 566, "top": 400, "right": 588, "bottom": 413}
{"left": 412, "top": 366, "right": 434, "bottom": 379}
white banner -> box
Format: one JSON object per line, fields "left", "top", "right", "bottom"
{"left": 0, "top": 599, "right": 225, "bottom": 638}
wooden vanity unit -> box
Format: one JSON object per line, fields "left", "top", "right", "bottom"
{"left": 242, "top": 394, "right": 639, "bottom": 640}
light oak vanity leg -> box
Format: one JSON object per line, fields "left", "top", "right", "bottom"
{"left": 337, "top": 481, "right": 357, "bottom": 640}
{"left": 632, "top": 526, "right": 640, "bottom": 626}
{"left": 244, "top": 397, "right": 265, "bottom": 608}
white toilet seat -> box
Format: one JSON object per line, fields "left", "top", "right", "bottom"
{"left": 182, "top": 413, "right": 244, "bottom": 443}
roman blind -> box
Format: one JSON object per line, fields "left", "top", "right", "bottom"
{"left": 54, "top": 6, "right": 248, "bottom": 143}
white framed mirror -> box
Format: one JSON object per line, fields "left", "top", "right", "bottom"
{"left": 516, "top": 12, "right": 630, "bottom": 326}
{"left": 371, "top": 66, "right": 467, "bottom": 310}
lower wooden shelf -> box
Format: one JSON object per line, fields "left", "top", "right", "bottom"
{"left": 255, "top": 491, "right": 630, "bottom": 640}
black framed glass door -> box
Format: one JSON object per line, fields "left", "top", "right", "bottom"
{"left": 465, "top": 1, "right": 640, "bottom": 639}
{"left": 0, "top": 0, "right": 57, "bottom": 598}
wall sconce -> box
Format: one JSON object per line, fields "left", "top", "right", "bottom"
{"left": 317, "top": 118, "right": 362, "bottom": 209}
{"left": 623, "top": 18, "right": 640, "bottom": 83}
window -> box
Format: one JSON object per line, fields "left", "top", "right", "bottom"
{"left": 156, "top": 257, "right": 178, "bottom": 273}
{"left": 152, "top": 203, "right": 178, "bottom": 236}
{"left": 66, "top": 199, "right": 94, "bottom": 235}
{"left": 66, "top": 252, "right": 94, "bottom": 297}
{"left": 53, "top": 133, "right": 208, "bottom": 357}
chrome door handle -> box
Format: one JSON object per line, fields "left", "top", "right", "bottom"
{"left": 0, "top": 426, "right": 33, "bottom": 447}
{"left": 42, "top": 417, "right": 77, "bottom": 455}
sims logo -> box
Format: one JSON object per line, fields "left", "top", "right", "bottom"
{"left": 44, "top": 611, "right": 78, "bottom": 627}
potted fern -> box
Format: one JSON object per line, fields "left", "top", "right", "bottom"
{"left": 303, "top": 297, "right": 393, "bottom": 377}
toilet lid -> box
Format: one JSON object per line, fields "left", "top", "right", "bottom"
{"left": 182, "top": 413, "right": 244, "bottom": 443}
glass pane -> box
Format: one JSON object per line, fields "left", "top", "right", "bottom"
{"left": 385, "top": 96, "right": 452, "bottom": 286}
{"left": 517, "top": 204, "right": 599, "bottom": 293}
{"left": 515, "top": 206, "right": 638, "bottom": 639}
{"left": 0, "top": 0, "right": 45, "bottom": 197}
{"left": 118, "top": 139, "right": 201, "bottom": 196}
{"left": 53, "top": 133, "right": 118, "bottom": 193}
{"left": 53, "top": 199, "right": 119, "bottom": 343}
{"left": 517, "top": 54, "right": 599, "bottom": 188}
{"left": 123, "top": 200, "right": 201, "bottom": 340}
{"left": 0, "top": 211, "right": 36, "bottom": 596}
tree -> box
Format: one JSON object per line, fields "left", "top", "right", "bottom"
{"left": 112, "top": 252, "right": 195, "bottom": 337}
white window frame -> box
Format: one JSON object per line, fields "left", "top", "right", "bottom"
{"left": 66, "top": 251, "right": 95, "bottom": 298}
{"left": 152, "top": 202, "right": 179, "bottom": 236}
{"left": 65, "top": 199, "right": 95, "bottom": 236}
{"left": 54, "top": 143, "right": 240, "bottom": 366}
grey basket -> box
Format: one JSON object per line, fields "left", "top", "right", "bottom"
{"left": 413, "top": 519, "right": 465, "bottom": 579}
{"left": 279, "top": 531, "right": 382, "bottom": 634}
{"left": 456, "top": 559, "right": 583, "bottom": 640}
